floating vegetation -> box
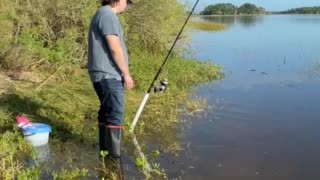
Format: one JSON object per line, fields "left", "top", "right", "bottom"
{"left": 303, "top": 61, "right": 320, "bottom": 78}
{"left": 313, "top": 62, "right": 320, "bottom": 73}
{"left": 190, "top": 21, "right": 226, "bottom": 31}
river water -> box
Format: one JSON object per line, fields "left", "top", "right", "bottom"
{"left": 161, "top": 15, "right": 320, "bottom": 179}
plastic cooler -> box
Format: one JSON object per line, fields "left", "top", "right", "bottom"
{"left": 22, "top": 123, "right": 52, "bottom": 147}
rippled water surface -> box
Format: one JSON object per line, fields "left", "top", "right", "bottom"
{"left": 163, "top": 15, "right": 320, "bottom": 179}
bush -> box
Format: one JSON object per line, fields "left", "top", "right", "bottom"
{"left": 0, "top": 0, "right": 186, "bottom": 70}
{"left": 125, "top": 0, "right": 185, "bottom": 54}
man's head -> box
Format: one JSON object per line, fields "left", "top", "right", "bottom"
{"left": 101, "top": 0, "right": 133, "bottom": 13}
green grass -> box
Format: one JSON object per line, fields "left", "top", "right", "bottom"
{"left": 0, "top": 0, "right": 223, "bottom": 178}
{"left": 0, "top": 52, "right": 222, "bottom": 179}
{"left": 0, "top": 131, "right": 35, "bottom": 179}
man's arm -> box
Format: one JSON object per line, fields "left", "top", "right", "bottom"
{"left": 105, "top": 35, "right": 134, "bottom": 89}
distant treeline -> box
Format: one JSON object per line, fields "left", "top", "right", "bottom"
{"left": 200, "top": 3, "right": 266, "bottom": 15}
{"left": 278, "top": 6, "right": 320, "bottom": 14}
{"left": 201, "top": 3, "right": 320, "bottom": 15}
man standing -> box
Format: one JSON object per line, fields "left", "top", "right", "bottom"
{"left": 88, "top": 0, "right": 134, "bottom": 162}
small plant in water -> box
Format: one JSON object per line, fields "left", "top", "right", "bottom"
{"left": 153, "top": 150, "right": 161, "bottom": 157}
{"left": 100, "top": 150, "right": 109, "bottom": 158}
{"left": 30, "top": 149, "right": 40, "bottom": 166}
{"left": 151, "top": 163, "right": 168, "bottom": 179}
{"left": 135, "top": 156, "right": 146, "bottom": 170}
{"left": 52, "top": 168, "right": 88, "bottom": 180}
{"left": 97, "top": 150, "right": 109, "bottom": 174}
{"left": 97, "top": 151, "right": 120, "bottom": 180}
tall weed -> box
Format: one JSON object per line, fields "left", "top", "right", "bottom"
{"left": 0, "top": 0, "right": 186, "bottom": 70}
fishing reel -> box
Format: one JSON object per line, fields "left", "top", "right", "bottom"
{"left": 154, "top": 79, "right": 169, "bottom": 93}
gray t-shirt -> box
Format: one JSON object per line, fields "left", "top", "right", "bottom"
{"left": 88, "top": 6, "right": 128, "bottom": 82}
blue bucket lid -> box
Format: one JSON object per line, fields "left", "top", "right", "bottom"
{"left": 22, "top": 123, "right": 51, "bottom": 135}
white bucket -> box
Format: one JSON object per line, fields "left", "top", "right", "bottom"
{"left": 22, "top": 123, "right": 51, "bottom": 147}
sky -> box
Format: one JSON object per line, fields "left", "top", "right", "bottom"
{"left": 185, "top": 0, "right": 320, "bottom": 12}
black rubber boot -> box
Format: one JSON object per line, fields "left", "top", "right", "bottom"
{"left": 98, "top": 124, "right": 109, "bottom": 152}
{"left": 99, "top": 126, "right": 123, "bottom": 179}
{"left": 106, "top": 126, "right": 122, "bottom": 161}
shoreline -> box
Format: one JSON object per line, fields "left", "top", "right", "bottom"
{"left": 0, "top": 56, "right": 223, "bottom": 178}
{"left": 193, "top": 14, "right": 320, "bottom": 17}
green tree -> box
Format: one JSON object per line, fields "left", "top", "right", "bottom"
{"left": 282, "top": 6, "right": 320, "bottom": 14}
{"left": 200, "top": 3, "right": 265, "bottom": 15}
{"left": 200, "top": 3, "right": 237, "bottom": 15}
{"left": 237, "top": 3, "right": 264, "bottom": 14}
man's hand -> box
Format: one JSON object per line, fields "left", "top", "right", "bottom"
{"left": 124, "top": 74, "right": 134, "bottom": 90}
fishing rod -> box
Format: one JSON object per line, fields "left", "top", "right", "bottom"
{"left": 129, "top": 0, "right": 200, "bottom": 133}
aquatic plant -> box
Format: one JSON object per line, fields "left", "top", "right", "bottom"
{"left": 190, "top": 21, "right": 226, "bottom": 31}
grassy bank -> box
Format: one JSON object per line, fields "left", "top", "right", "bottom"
{"left": 0, "top": 52, "right": 222, "bottom": 179}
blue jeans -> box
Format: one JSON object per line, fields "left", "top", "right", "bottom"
{"left": 93, "top": 79, "right": 125, "bottom": 126}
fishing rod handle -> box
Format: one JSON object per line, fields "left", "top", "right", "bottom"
{"left": 129, "top": 93, "right": 150, "bottom": 133}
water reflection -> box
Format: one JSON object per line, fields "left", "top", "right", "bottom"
{"left": 27, "top": 144, "right": 51, "bottom": 167}
{"left": 289, "top": 15, "right": 320, "bottom": 24}
{"left": 200, "top": 16, "right": 264, "bottom": 28}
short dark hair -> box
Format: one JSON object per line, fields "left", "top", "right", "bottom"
{"left": 101, "top": 0, "right": 119, "bottom": 6}
{"left": 101, "top": 0, "right": 133, "bottom": 6}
